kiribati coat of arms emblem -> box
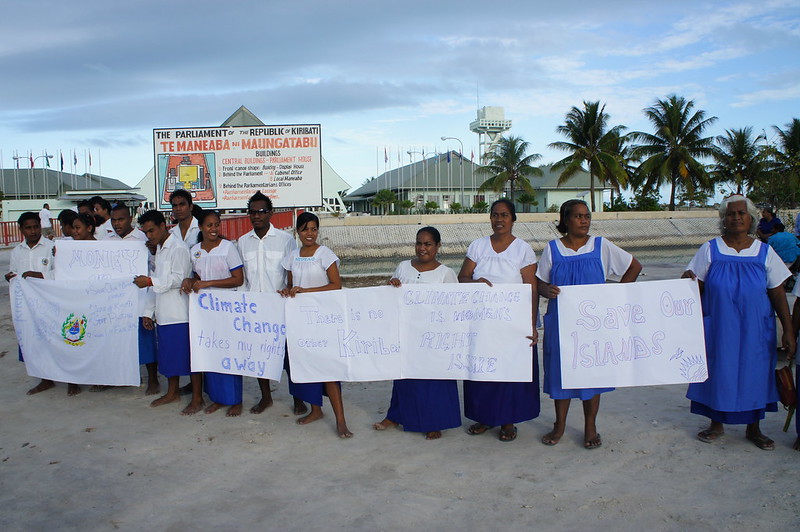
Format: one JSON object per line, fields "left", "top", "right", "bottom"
{"left": 61, "top": 313, "right": 87, "bottom": 346}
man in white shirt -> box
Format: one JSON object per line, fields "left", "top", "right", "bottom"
{"left": 6, "top": 212, "right": 62, "bottom": 395}
{"left": 168, "top": 189, "right": 200, "bottom": 247}
{"left": 111, "top": 204, "right": 159, "bottom": 395}
{"left": 237, "top": 191, "right": 306, "bottom": 415}
{"left": 39, "top": 203, "right": 54, "bottom": 239}
{"left": 134, "top": 210, "right": 203, "bottom": 415}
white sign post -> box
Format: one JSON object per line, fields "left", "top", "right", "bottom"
{"left": 557, "top": 278, "right": 707, "bottom": 388}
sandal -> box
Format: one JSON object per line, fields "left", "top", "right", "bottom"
{"left": 584, "top": 433, "right": 602, "bottom": 449}
{"left": 467, "top": 423, "right": 494, "bottom": 436}
{"left": 697, "top": 428, "right": 724, "bottom": 444}
{"left": 499, "top": 426, "right": 518, "bottom": 442}
{"left": 745, "top": 431, "right": 774, "bottom": 451}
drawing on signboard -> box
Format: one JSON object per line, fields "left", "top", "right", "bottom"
{"left": 158, "top": 153, "right": 217, "bottom": 207}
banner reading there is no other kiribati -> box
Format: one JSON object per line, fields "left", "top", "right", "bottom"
{"left": 10, "top": 278, "right": 140, "bottom": 385}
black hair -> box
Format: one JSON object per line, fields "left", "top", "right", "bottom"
{"left": 296, "top": 211, "right": 320, "bottom": 231}
{"left": 111, "top": 203, "right": 130, "bottom": 214}
{"left": 556, "top": 199, "right": 589, "bottom": 234}
{"left": 138, "top": 209, "right": 166, "bottom": 226}
{"left": 169, "top": 189, "right": 193, "bottom": 205}
{"left": 417, "top": 226, "right": 441, "bottom": 244}
{"left": 17, "top": 212, "right": 40, "bottom": 227}
{"left": 490, "top": 198, "right": 517, "bottom": 221}
{"left": 248, "top": 191, "right": 273, "bottom": 211}
{"left": 197, "top": 210, "right": 225, "bottom": 242}
{"left": 74, "top": 213, "right": 97, "bottom": 231}
{"left": 90, "top": 196, "right": 112, "bottom": 213}
{"left": 58, "top": 209, "right": 78, "bottom": 225}
{"left": 77, "top": 200, "right": 91, "bottom": 211}
{"left": 775, "top": 222, "right": 786, "bottom": 232}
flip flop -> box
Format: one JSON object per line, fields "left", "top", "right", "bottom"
{"left": 584, "top": 433, "right": 602, "bottom": 449}
{"left": 745, "top": 431, "right": 775, "bottom": 451}
{"left": 467, "top": 423, "right": 494, "bottom": 436}
{"left": 499, "top": 426, "right": 518, "bottom": 442}
{"left": 541, "top": 432, "right": 561, "bottom": 446}
{"left": 697, "top": 428, "right": 724, "bottom": 444}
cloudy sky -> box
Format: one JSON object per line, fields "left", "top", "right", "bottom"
{"left": 1, "top": 0, "right": 798, "bottom": 191}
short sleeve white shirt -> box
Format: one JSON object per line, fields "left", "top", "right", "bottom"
{"left": 687, "top": 237, "right": 790, "bottom": 289}
{"left": 393, "top": 260, "right": 458, "bottom": 285}
{"left": 94, "top": 219, "right": 115, "bottom": 240}
{"left": 9, "top": 238, "right": 55, "bottom": 279}
{"left": 466, "top": 236, "right": 537, "bottom": 284}
{"left": 39, "top": 208, "right": 52, "bottom": 229}
{"left": 189, "top": 239, "right": 243, "bottom": 290}
{"left": 151, "top": 234, "right": 192, "bottom": 325}
{"left": 536, "top": 236, "right": 633, "bottom": 283}
{"left": 169, "top": 218, "right": 200, "bottom": 248}
{"left": 281, "top": 245, "right": 339, "bottom": 289}
{"left": 237, "top": 225, "right": 297, "bottom": 292}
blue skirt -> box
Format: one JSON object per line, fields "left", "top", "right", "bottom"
{"left": 204, "top": 372, "right": 243, "bottom": 405}
{"left": 138, "top": 318, "right": 157, "bottom": 365}
{"left": 284, "top": 351, "right": 326, "bottom": 406}
{"left": 386, "top": 379, "right": 461, "bottom": 433}
{"left": 463, "top": 347, "right": 540, "bottom": 426}
{"left": 690, "top": 401, "right": 778, "bottom": 424}
{"left": 156, "top": 323, "right": 191, "bottom": 378}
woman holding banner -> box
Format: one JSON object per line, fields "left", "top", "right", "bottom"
{"left": 181, "top": 210, "right": 245, "bottom": 416}
{"left": 457, "top": 199, "right": 539, "bottom": 442}
{"left": 373, "top": 226, "right": 462, "bottom": 439}
{"left": 682, "top": 195, "right": 794, "bottom": 450}
{"left": 537, "top": 199, "right": 641, "bottom": 449}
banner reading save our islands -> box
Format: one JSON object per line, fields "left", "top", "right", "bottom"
{"left": 557, "top": 278, "right": 707, "bottom": 389}
{"left": 10, "top": 278, "right": 140, "bottom": 386}
{"left": 153, "top": 124, "right": 322, "bottom": 210}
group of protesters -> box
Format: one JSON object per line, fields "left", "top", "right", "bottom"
{"left": 7, "top": 191, "right": 800, "bottom": 451}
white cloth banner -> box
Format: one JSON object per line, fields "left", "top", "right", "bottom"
{"left": 10, "top": 278, "right": 140, "bottom": 385}
{"left": 54, "top": 240, "right": 149, "bottom": 280}
{"left": 286, "top": 284, "right": 533, "bottom": 383}
{"left": 189, "top": 290, "right": 287, "bottom": 380}
{"left": 557, "top": 278, "right": 707, "bottom": 388}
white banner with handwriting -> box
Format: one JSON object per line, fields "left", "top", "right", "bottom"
{"left": 557, "top": 278, "right": 707, "bottom": 388}
{"left": 10, "top": 278, "right": 140, "bottom": 385}
{"left": 286, "top": 284, "right": 533, "bottom": 383}
{"left": 54, "top": 240, "right": 149, "bottom": 281}
{"left": 189, "top": 290, "right": 287, "bottom": 380}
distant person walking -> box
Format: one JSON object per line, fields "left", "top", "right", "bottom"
{"left": 39, "top": 203, "right": 54, "bottom": 239}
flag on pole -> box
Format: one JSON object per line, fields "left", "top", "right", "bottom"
{"left": 471, "top": 150, "right": 474, "bottom": 162}
{"left": 459, "top": 150, "right": 463, "bottom": 165}
{"left": 60, "top": 152, "right": 64, "bottom": 171}
{"left": 73, "top": 151, "right": 77, "bottom": 166}
{"left": 88, "top": 150, "right": 92, "bottom": 168}
{"left": 29, "top": 153, "right": 34, "bottom": 167}
{"left": 45, "top": 155, "right": 50, "bottom": 168}
{"left": 447, "top": 151, "right": 451, "bottom": 164}
{"left": 384, "top": 147, "right": 388, "bottom": 164}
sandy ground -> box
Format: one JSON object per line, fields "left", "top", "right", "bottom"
{"left": 0, "top": 251, "right": 798, "bottom": 531}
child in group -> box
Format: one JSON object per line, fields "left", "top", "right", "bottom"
{"left": 537, "top": 199, "right": 642, "bottom": 449}
{"left": 279, "top": 212, "right": 352, "bottom": 438}
{"left": 373, "top": 226, "right": 462, "bottom": 439}
{"left": 109, "top": 203, "right": 160, "bottom": 395}
{"left": 237, "top": 191, "right": 305, "bottom": 414}
{"left": 134, "top": 210, "right": 203, "bottom": 415}
{"left": 57, "top": 210, "right": 77, "bottom": 239}
{"left": 69, "top": 213, "right": 97, "bottom": 241}
{"left": 5, "top": 212, "right": 67, "bottom": 395}
{"left": 181, "top": 210, "right": 245, "bottom": 416}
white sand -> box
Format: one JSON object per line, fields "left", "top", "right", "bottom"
{"left": 0, "top": 253, "right": 797, "bottom": 530}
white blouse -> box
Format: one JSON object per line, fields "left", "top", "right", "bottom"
{"left": 189, "top": 239, "right": 243, "bottom": 290}
{"left": 281, "top": 245, "right": 339, "bottom": 289}
{"left": 393, "top": 260, "right": 458, "bottom": 285}
{"left": 466, "top": 236, "right": 537, "bottom": 284}
{"left": 687, "top": 237, "right": 789, "bottom": 289}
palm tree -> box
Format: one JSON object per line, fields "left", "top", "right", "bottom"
{"left": 550, "top": 101, "right": 628, "bottom": 212}
{"left": 631, "top": 94, "right": 717, "bottom": 211}
{"left": 517, "top": 193, "right": 538, "bottom": 213}
{"left": 476, "top": 135, "right": 542, "bottom": 203}
{"left": 772, "top": 118, "right": 800, "bottom": 182}
{"left": 711, "top": 127, "right": 765, "bottom": 195}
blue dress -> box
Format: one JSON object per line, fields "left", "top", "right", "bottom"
{"left": 543, "top": 238, "right": 615, "bottom": 400}
{"left": 687, "top": 239, "right": 778, "bottom": 424}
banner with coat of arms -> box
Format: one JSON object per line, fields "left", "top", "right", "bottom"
{"left": 10, "top": 278, "right": 140, "bottom": 385}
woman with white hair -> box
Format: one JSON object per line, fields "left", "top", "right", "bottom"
{"left": 682, "top": 195, "right": 795, "bottom": 450}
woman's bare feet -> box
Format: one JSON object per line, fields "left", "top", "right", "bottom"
{"left": 793, "top": 437, "right": 800, "bottom": 451}
{"left": 372, "top": 418, "right": 398, "bottom": 431}
{"left": 425, "top": 431, "right": 442, "bottom": 440}
{"left": 27, "top": 379, "right": 55, "bottom": 395}
{"left": 226, "top": 404, "right": 243, "bottom": 417}
{"left": 250, "top": 397, "right": 273, "bottom": 414}
{"left": 89, "top": 385, "right": 109, "bottom": 392}
{"left": 337, "top": 421, "right": 353, "bottom": 438}
{"left": 542, "top": 423, "right": 564, "bottom": 446}
{"left": 145, "top": 380, "right": 160, "bottom": 396}
{"left": 297, "top": 406, "right": 324, "bottom": 425}
{"left": 293, "top": 398, "right": 308, "bottom": 415}
{"left": 181, "top": 398, "right": 205, "bottom": 416}
{"left": 204, "top": 402, "right": 223, "bottom": 414}
{"left": 67, "top": 383, "right": 82, "bottom": 396}
{"left": 150, "top": 392, "right": 179, "bottom": 407}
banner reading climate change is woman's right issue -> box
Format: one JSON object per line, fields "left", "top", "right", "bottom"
{"left": 557, "top": 278, "right": 707, "bottom": 389}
